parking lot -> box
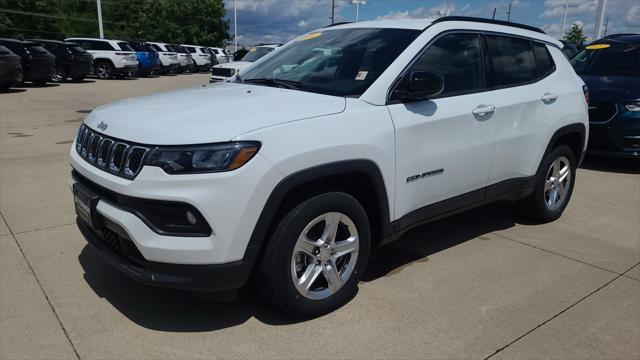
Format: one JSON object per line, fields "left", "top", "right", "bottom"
{"left": 1, "top": 75, "right": 638, "bottom": 359}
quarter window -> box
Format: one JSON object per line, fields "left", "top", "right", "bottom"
{"left": 532, "top": 42, "right": 555, "bottom": 77}
{"left": 486, "top": 35, "right": 537, "bottom": 88}
{"left": 407, "top": 33, "right": 484, "bottom": 97}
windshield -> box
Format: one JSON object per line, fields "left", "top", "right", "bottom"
{"left": 240, "top": 28, "right": 420, "bottom": 97}
{"left": 571, "top": 43, "right": 640, "bottom": 76}
{"left": 241, "top": 46, "right": 275, "bottom": 62}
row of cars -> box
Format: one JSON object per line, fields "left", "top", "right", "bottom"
{"left": 0, "top": 37, "right": 233, "bottom": 89}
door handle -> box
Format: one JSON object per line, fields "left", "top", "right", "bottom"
{"left": 472, "top": 104, "right": 495, "bottom": 116}
{"left": 541, "top": 93, "right": 558, "bottom": 102}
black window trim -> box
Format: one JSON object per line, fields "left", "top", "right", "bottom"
{"left": 386, "top": 29, "right": 560, "bottom": 105}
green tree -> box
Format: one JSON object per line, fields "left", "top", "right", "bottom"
{"left": 0, "top": 0, "right": 61, "bottom": 39}
{"left": 564, "top": 23, "right": 587, "bottom": 46}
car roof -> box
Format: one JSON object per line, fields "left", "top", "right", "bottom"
{"left": 65, "top": 37, "right": 126, "bottom": 42}
{"left": 27, "top": 39, "right": 78, "bottom": 46}
{"left": 596, "top": 34, "right": 640, "bottom": 45}
{"left": 325, "top": 17, "right": 560, "bottom": 48}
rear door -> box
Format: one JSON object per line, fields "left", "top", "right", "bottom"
{"left": 387, "top": 32, "right": 495, "bottom": 220}
{"left": 482, "top": 35, "right": 561, "bottom": 186}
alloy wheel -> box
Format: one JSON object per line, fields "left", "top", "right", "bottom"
{"left": 544, "top": 156, "right": 571, "bottom": 210}
{"left": 96, "top": 63, "right": 111, "bottom": 79}
{"left": 291, "top": 212, "right": 359, "bottom": 300}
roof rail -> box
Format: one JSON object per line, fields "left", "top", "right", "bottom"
{"left": 325, "top": 22, "right": 352, "bottom": 28}
{"left": 431, "top": 16, "right": 545, "bottom": 34}
{"left": 602, "top": 33, "right": 639, "bottom": 39}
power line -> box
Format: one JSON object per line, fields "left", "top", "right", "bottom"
{"left": 0, "top": 8, "right": 133, "bottom": 26}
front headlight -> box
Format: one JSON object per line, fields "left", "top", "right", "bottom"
{"left": 146, "top": 141, "right": 260, "bottom": 174}
{"left": 624, "top": 102, "right": 640, "bottom": 112}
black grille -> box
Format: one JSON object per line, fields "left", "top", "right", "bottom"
{"left": 101, "top": 227, "right": 122, "bottom": 253}
{"left": 75, "top": 124, "right": 150, "bottom": 179}
{"left": 588, "top": 102, "right": 617, "bottom": 123}
{"left": 211, "top": 67, "right": 235, "bottom": 77}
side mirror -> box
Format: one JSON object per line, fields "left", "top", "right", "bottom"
{"left": 393, "top": 71, "right": 444, "bottom": 101}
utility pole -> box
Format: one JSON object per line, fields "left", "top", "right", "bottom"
{"left": 352, "top": 0, "right": 366, "bottom": 22}
{"left": 603, "top": 16, "right": 609, "bottom": 37}
{"left": 234, "top": 0, "right": 237, "bottom": 54}
{"left": 594, "top": 0, "right": 607, "bottom": 39}
{"left": 96, "top": 0, "right": 104, "bottom": 38}
{"left": 331, "top": 0, "right": 335, "bottom": 24}
{"left": 492, "top": 7, "right": 496, "bottom": 19}
{"left": 561, "top": 0, "right": 569, "bottom": 38}
{"left": 506, "top": 2, "right": 512, "bottom": 22}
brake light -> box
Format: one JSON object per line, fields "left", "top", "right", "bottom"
{"left": 582, "top": 85, "right": 589, "bottom": 104}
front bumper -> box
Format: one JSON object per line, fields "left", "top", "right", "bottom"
{"left": 77, "top": 219, "right": 256, "bottom": 291}
{"left": 587, "top": 103, "right": 640, "bottom": 158}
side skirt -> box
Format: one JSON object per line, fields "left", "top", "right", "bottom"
{"left": 379, "top": 176, "right": 535, "bottom": 246}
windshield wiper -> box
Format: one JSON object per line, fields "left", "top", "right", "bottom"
{"left": 243, "top": 78, "right": 303, "bottom": 90}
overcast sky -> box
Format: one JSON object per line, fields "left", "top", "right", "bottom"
{"left": 223, "top": 0, "right": 640, "bottom": 45}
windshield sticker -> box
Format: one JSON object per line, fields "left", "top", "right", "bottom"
{"left": 585, "top": 44, "right": 610, "bottom": 50}
{"left": 249, "top": 48, "right": 256, "bottom": 52}
{"left": 297, "top": 32, "right": 322, "bottom": 41}
{"left": 355, "top": 71, "right": 368, "bottom": 80}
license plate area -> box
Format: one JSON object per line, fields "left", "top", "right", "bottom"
{"left": 73, "top": 182, "right": 103, "bottom": 230}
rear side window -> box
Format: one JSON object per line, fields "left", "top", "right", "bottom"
{"left": 486, "top": 35, "right": 537, "bottom": 88}
{"left": 91, "top": 41, "right": 115, "bottom": 51}
{"left": 117, "top": 42, "right": 134, "bottom": 51}
{"left": 532, "top": 42, "right": 555, "bottom": 77}
{"left": 408, "top": 33, "right": 484, "bottom": 97}
{"left": 212, "top": 49, "right": 219, "bottom": 54}
{"left": 185, "top": 47, "right": 196, "bottom": 53}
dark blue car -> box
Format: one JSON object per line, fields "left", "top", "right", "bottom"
{"left": 128, "top": 41, "right": 161, "bottom": 76}
{"left": 571, "top": 34, "right": 640, "bottom": 158}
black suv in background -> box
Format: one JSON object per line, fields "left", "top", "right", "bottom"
{"left": 571, "top": 34, "right": 640, "bottom": 158}
{"left": 0, "top": 38, "right": 55, "bottom": 85}
{"left": 0, "top": 45, "right": 23, "bottom": 90}
{"left": 29, "top": 39, "right": 93, "bottom": 82}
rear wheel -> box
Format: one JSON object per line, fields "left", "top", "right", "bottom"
{"left": 518, "top": 145, "right": 576, "bottom": 222}
{"left": 95, "top": 61, "right": 114, "bottom": 80}
{"left": 32, "top": 79, "right": 48, "bottom": 86}
{"left": 258, "top": 192, "right": 370, "bottom": 318}
{"left": 71, "top": 76, "right": 85, "bottom": 82}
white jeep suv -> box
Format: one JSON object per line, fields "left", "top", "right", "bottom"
{"left": 146, "top": 42, "right": 179, "bottom": 74}
{"left": 181, "top": 44, "right": 211, "bottom": 72}
{"left": 66, "top": 38, "right": 138, "bottom": 79}
{"left": 210, "top": 44, "right": 279, "bottom": 82}
{"left": 70, "top": 17, "right": 588, "bottom": 317}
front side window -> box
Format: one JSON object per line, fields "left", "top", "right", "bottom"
{"left": 486, "top": 35, "right": 537, "bottom": 88}
{"left": 241, "top": 28, "right": 420, "bottom": 97}
{"left": 406, "top": 33, "right": 484, "bottom": 97}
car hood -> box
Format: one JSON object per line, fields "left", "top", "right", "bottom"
{"left": 581, "top": 74, "right": 640, "bottom": 102}
{"left": 83, "top": 82, "right": 346, "bottom": 145}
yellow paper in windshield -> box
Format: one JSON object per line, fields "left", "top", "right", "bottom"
{"left": 298, "top": 32, "right": 322, "bottom": 41}
{"left": 585, "top": 44, "right": 610, "bottom": 50}
{"left": 249, "top": 48, "right": 256, "bottom": 52}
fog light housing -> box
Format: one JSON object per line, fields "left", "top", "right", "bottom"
{"left": 186, "top": 211, "right": 197, "bottom": 225}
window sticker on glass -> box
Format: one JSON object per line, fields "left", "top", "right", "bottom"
{"left": 249, "top": 48, "right": 256, "bottom": 52}
{"left": 585, "top": 44, "right": 610, "bottom": 50}
{"left": 297, "top": 32, "right": 322, "bottom": 41}
{"left": 355, "top": 71, "right": 368, "bottom": 80}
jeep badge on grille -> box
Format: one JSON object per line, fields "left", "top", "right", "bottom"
{"left": 97, "top": 121, "right": 108, "bottom": 132}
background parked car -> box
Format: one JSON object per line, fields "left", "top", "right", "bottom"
{"left": 0, "top": 45, "right": 23, "bottom": 90}
{"left": 29, "top": 39, "right": 92, "bottom": 82}
{"left": 65, "top": 37, "right": 138, "bottom": 80}
{"left": 172, "top": 44, "right": 195, "bottom": 73}
{"left": 570, "top": 34, "right": 640, "bottom": 158}
{"left": 560, "top": 40, "right": 579, "bottom": 59}
{"left": 210, "top": 44, "right": 278, "bottom": 82}
{"left": 208, "top": 47, "right": 230, "bottom": 63}
{"left": 204, "top": 47, "right": 219, "bottom": 66}
{"left": 0, "top": 38, "right": 55, "bottom": 85}
{"left": 129, "top": 41, "right": 161, "bottom": 76}
{"left": 146, "top": 42, "right": 179, "bottom": 74}
{"left": 181, "top": 44, "right": 211, "bottom": 72}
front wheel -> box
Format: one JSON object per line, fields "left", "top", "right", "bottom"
{"left": 51, "top": 65, "right": 66, "bottom": 82}
{"left": 518, "top": 145, "right": 576, "bottom": 222}
{"left": 258, "top": 192, "right": 370, "bottom": 317}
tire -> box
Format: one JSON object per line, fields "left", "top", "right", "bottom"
{"left": 257, "top": 192, "right": 371, "bottom": 318}
{"left": 51, "top": 65, "right": 66, "bottom": 83}
{"left": 94, "top": 60, "right": 114, "bottom": 80}
{"left": 71, "top": 76, "right": 85, "bottom": 82}
{"left": 518, "top": 145, "right": 576, "bottom": 222}
{"left": 32, "top": 79, "right": 48, "bottom": 86}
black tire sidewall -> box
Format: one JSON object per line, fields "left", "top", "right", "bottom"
{"left": 261, "top": 192, "right": 371, "bottom": 317}
{"left": 531, "top": 145, "right": 577, "bottom": 222}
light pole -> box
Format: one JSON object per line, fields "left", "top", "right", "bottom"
{"left": 352, "top": 0, "right": 366, "bottom": 22}
{"left": 234, "top": 0, "right": 237, "bottom": 54}
{"left": 96, "top": 0, "right": 104, "bottom": 38}
{"left": 594, "top": 0, "right": 607, "bottom": 39}
{"left": 561, "top": 0, "right": 569, "bottom": 38}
